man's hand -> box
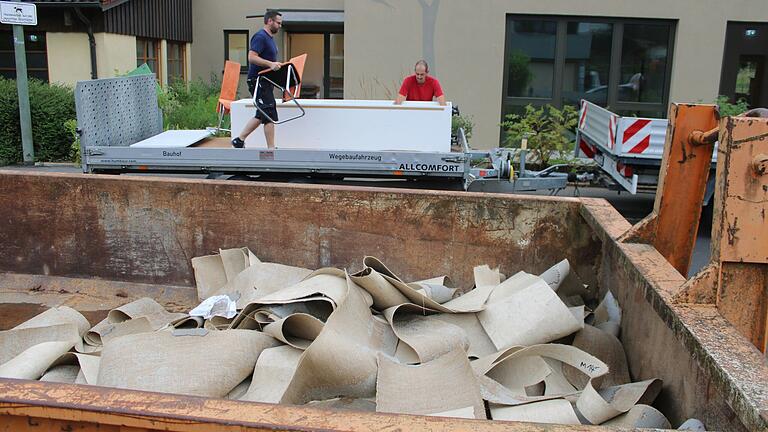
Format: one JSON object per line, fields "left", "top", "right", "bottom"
{"left": 270, "top": 61, "right": 282, "bottom": 71}
{"left": 394, "top": 94, "right": 406, "bottom": 105}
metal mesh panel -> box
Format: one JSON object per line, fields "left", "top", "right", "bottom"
{"left": 75, "top": 75, "right": 163, "bottom": 148}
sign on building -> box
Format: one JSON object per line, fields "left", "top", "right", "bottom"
{"left": 0, "top": 1, "right": 37, "bottom": 26}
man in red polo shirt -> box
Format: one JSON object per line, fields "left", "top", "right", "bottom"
{"left": 394, "top": 60, "right": 447, "bottom": 106}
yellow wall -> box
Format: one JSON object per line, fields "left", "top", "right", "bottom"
{"left": 94, "top": 32, "right": 137, "bottom": 78}
{"left": 46, "top": 33, "right": 91, "bottom": 86}
{"left": 47, "top": 31, "right": 190, "bottom": 87}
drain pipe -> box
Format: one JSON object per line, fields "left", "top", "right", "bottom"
{"left": 73, "top": 7, "right": 98, "bottom": 79}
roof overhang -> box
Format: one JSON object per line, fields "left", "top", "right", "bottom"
{"left": 32, "top": 0, "right": 131, "bottom": 10}
{"left": 247, "top": 9, "right": 344, "bottom": 30}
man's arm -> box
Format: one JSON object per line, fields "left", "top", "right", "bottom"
{"left": 433, "top": 79, "right": 446, "bottom": 106}
{"left": 394, "top": 78, "right": 410, "bottom": 105}
{"left": 249, "top": 50, "right": 281, "bottom": 71}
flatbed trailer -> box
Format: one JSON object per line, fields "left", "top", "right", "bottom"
{"left": 77, "top": 75, "right": 567, "bottom": 193}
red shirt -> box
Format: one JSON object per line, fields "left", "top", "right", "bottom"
{"left": 398, "top": 75, "right": 444, "bottom": 101}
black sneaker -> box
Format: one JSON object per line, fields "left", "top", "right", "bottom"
{"left": 231, "top": 137, "right": 245, "bottom": 148}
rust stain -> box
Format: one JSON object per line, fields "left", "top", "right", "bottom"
{"left": 726, "top": 216, "right": 740, "bottom": 246}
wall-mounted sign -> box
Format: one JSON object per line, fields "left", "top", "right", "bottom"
{"left": 0, "top": 1, "right": 37, "bottom": 26}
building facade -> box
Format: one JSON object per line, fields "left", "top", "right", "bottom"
{"left": 193, "top": 0, "right": 768, "bottom": 149}
{"left": 3, "top": 1, "right": 766, "bottom": 149}
{"left": 0, "top": 0, "right": 192, "bottom": 87}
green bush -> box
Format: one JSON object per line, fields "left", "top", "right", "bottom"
{"left": 715, "top": 95, "right": 749, "bottom": 117}
{"left": 500, "top": 104, "right": 579, "bottom": 166}
{"left": 162, "top": 77, "right": 228, "bottom": 132}
{"left": 0, "top": 78, "right": 76, "bottom": 165}
{"left": 64, "top": 119, "right": 80, "bottom": 165}
{"left": 451, "top": 113, "right": 474, "bottom": 140}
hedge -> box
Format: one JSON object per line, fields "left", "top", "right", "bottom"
{"left": 0, "top": 77, "right": 76, "bottom": 165}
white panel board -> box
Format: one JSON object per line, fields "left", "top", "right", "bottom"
{"left": 230, "top": 99, "right": 451, "bottom": 152}
{"left": 129, "top": 130, "right": 212, "bottom": 148}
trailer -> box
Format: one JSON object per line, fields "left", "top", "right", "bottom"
{"left": 0, "top": 104, "right": 766, "bottom": 431}
{"left": 76, "top": 74, "right": 567, "bottom": 193}
{"left": 575, "top": 100, "right": 717, "bottom": 196}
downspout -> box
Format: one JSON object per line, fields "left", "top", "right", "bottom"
{"left": 73, "top": 7, "right": 98, "bottom": 79}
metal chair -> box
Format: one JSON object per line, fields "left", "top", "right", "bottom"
{"left": 253, "top": 54, "right": 307, "bottom": 125}
{"left": 211, "top": 60, "right": 241, "bottom": 133}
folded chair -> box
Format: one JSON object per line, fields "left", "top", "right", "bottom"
{"left": 211, "top": 60, "right": 241, "bottom": 133}
{"left": 253, "top": 53, "right": 307, "bottom": 125}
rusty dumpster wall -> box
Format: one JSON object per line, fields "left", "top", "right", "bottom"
{"left": 591, "top": 233, "right": 767, "bottom": 431}
{"left": 0, "top": 171, "right": 600, "bottom": 291}
{"left": 3, "top": 171, "right": 763, "bottom": 431}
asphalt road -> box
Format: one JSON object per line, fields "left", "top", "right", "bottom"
{"left": 2, "top": 164, "right": 710, "bottom": 277}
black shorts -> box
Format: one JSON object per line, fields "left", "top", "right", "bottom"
{"left": 247, "top": 77, "right": 279, "bottom": 125}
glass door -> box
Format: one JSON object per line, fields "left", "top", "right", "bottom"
{"left": 720, "top": 23, "right": 768, "bottom": 109}
{"left": 288, "top": 31, "right": 344, "bottom": 99}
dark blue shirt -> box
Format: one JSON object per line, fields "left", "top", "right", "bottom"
{"left": 247, "top": 29, "right": 278, "bottom": 79}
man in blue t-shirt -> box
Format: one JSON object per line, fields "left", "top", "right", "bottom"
{"left": 231, "top": 10, "right": 283, "bottom": 149}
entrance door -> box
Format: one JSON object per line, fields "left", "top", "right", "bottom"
{"left": 288, "top": 32, "right": 344, "bottom": 99}
{"left": 720, "top": 23, "right": 768, "bottom": 109}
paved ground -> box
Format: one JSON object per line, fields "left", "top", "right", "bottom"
{"left": 3, "top": 163, "right": 711, "bottom": 276}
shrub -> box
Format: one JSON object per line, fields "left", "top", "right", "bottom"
{"left": 64, "top": 119, "right": 80, "bottom": 165}
{"left": 500, "top": 104, "right": 579, "bottom": 166}
{"left": 0, "top": 78, "right": 76, "bottom": 165}
{"left": 451, "top": 113, "right": 474, "bottom": 140}
{"left": 715, "top": 95, "right": 749, "bottom": 117}
{"left": 162, "top": 77, "right": 227, "bottom": 132}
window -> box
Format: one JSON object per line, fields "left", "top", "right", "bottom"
{"left": 505, "top": 20, "right": 556, "bottom": 98}
{"left": 720, "top": 23, "right": 768, "bottom": 109}
{"left": 619, "top": 24, "right": 671, "bottom": 103}
{"left": 137, "top": 38, "right": 161, "bottom": 81}
{"left": 502, "top": 16, "right": 675, "bottom": 128}
{"left": 563, "top": 22, "right": 613, "bottom": 106}
{"left": 327, "top": 33, "right": 344, "bottom": 99}
{"left": 0, "top": 31, "right": 49, "bottom": 82}
{"left": 224, "top": 30, "right": 249, "bottom": 73}
{"left": 167, "top": 41, "right": 186, "bottom": 83}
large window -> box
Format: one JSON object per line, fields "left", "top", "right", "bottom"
{"left": 167, "top": 41, "right": 186, "bottom": 83}
{"left": 137, "top": 38, "right": 161, "bottom": 80}
{"left": 502, "top": 16, "right": 675, "bottom": 123}
{"left": 224, "top": 30, "right": 249, "bottom": 73}
{"left": 0, "top": 31, "right": 48, "bottom": 82}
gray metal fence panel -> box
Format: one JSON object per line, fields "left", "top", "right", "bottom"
{"left": 75, "top": 75, "right": 162, "bottom": 149}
